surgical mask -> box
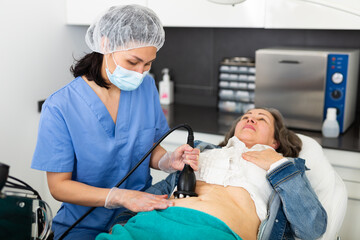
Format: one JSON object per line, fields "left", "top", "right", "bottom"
{"left": 105, "top": 54, "right": 148, "bottom": 91}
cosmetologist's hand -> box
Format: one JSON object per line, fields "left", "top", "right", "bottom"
{"left": 242, "top": 148, "right": 283, "bottom": 171}
{"left": 158, "top": 144, "right": 200, "bottom": 173}
{"left": 170, "top": 144, "right": 200, "bottom": 171}
{"left": 104, "top": 188, "right": 174, "bottom": 212}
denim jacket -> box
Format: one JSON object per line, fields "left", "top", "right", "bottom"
{"left": 132, "top": 141, "right": 327, "bottom": 240}
{"left": 258, "top": 158, "right": 327, "bottom": 240}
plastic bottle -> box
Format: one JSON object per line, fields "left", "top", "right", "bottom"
{"left": 159, "top": 68, "right": 174, "bottom": 105}
{"left": 322, "top": 108, "right": 340, "bottom": 138}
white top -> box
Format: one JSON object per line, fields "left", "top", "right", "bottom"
{"left": 195, "top": 136, "right": 286, "bottom": 221}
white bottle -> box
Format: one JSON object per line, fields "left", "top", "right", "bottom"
{"left": 159, "top": 68, "right": 174, "bottom": 105}
{"left": 322, "top": 108, "right": 340, "bottom": 138}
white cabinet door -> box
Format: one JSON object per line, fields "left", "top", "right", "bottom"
{"left": 265, "top": 0, "right": 360, "bottom": 29}
{"left": 324, "top": 148, "right": 360, "bottom": 240}
{"left": 339, "top": 199, "right": 360, "bottom": 240}
{"left": 147, "top": 0, "right": 265, "bottom": 28}
{"left": 66, "top": 0, "right": 360, "bottom": 29}
{"left": 66, "top": 0, "right": 147, "bottom": 25}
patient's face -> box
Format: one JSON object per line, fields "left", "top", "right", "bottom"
{"left": 234, "top": 109, "right": 278, "bottom": 149}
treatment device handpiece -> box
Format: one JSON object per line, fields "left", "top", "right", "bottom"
{"left": 173, "top": 131, "right": 198, "bottom": 198}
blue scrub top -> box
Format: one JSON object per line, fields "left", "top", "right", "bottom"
{"left": 31, "top": 76, "right": 169, "bottom": 238}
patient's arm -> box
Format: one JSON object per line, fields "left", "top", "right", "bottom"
{"left": 266, "top": 158, "right": 327, "bottom": 239}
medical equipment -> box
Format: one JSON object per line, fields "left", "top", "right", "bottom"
{"left": 0, "top": 162, "right": 53, "bottom": 240}
{"left": 0, "top": 162, "right": 9, "bottom": 191}
{"left": 255, "top": 47, "right": 359, "bottom": 133}
{"left": 59, "top": 123, "right": 197, "bottom": 239}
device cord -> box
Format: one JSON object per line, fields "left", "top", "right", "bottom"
{"left": 58, "top": 123, "right": 194, "bottom": 240}
{"left": 5, "top": 175, "right": 42, "bottom": 200}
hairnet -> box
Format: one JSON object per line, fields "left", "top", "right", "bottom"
{"left": 85, "top": 4, "right": 165, "bottom": 54}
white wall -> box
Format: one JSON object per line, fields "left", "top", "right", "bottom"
{"left": 0, "top": 0, "right": 89, "bottom": 213}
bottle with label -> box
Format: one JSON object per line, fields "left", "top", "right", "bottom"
{"left": 159, "top": 68, "right": 174, "bottom": 105}
{"left": 322, "top": 108, "right": 340, "bottom": 138}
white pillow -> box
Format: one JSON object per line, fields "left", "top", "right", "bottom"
{"left": 297, "top": 134, "right": 347, "bottom": 240}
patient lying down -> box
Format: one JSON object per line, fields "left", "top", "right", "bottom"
{"left": 96, "top": 108, "right": 327, "bottom": 240}
{"left": 172, "top": 137, "right": 275, "bottom": 240}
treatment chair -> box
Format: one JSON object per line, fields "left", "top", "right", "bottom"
{"left": 297, "top": 134, "right": 347, "bottom": 240}
{"left": 117, "top": 134, "right": 348, "bottom": 240}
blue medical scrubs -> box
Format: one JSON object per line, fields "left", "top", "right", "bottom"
{"left": 31, "top": 76, "right": 169, "bottom": 239}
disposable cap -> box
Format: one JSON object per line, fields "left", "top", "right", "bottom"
{"left": 85, "top": 4, "right": 165, "bottom": 54}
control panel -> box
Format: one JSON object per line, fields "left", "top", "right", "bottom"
{"left": 324, "top": 54, "right": 349, "bottom": 133}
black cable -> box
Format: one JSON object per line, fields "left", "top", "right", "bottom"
{"left": 4, "top": 184, "right": 30, "bottom": 191}
{"left": 5, "top": 176, "right": 42, "bottom": 200}
{"left": 8, "top": 176, "right": 34, "bottom": 189}
{"left": 58, "top": 124, "right": 193, "bottom": 240}
{"left": 6, "top": 180, "right": 33, "bottom": 188}
{"left": 5, "top": 181, "right": 25, "bottom": 188}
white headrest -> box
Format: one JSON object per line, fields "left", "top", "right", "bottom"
{"left": 297, "top": 134, "right": 347, "bottom": 240}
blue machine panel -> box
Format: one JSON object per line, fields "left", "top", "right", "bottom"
{"left": 324, "top": 54, "right": 349, "bottom": 133}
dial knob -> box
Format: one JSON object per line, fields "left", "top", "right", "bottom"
{"left": 331, "top": 90, "right": 342, "bottom": 99}
{"left": 332, "top": 73, "right": 343, "bottom": 84}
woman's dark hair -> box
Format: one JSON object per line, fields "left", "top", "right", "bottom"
{"left": 219, "top": 107, "right": 302, "bottom": 158}
{"left": 70, "top": 52, "right": 110, "bottom": 89}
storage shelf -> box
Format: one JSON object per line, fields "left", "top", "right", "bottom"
{"left": 217, "top": 57, "right": 256, "bottom": 114}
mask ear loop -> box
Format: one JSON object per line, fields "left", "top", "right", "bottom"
{"left": 104, "top": 54, "right": 110, "bottom": 73}
{"left": 111, "top": 53, "right": 118, "bottom": 65}
{"left": 104, "top": 53, "right": 117, "bottom": 74}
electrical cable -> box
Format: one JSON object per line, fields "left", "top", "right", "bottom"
{"left": 37, "top": 206, "right": 50, "bottom": 239}
{"left": 5, "top": 176, "right": 42, "bottom": 200}
{"left": 6, "top": 180, "right": 35, "bottom": 190}
{"left": 58, "top": 123, "right": 194, "bottom": 240}
{"left": 5, "top": 184, "right": 31, "bottom": 191}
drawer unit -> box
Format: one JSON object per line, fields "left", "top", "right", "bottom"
{"left": 217, "top": 57, "right": 256, "bottom": 114}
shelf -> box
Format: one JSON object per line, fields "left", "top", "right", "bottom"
{"left": 217, "top": 57, "right": 256, "bottom": 114}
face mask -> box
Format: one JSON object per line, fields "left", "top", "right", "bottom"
{"left": 105, "top": 54, "right": 148, "bottom": 91}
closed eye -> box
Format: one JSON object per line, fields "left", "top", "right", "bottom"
{"left": 258, "top": 117, "right": 269, "bottom": 123}
{"left": 259, "top": 118, "right": 268, "bottom": 122}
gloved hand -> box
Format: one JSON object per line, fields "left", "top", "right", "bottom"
{"left": 158, "top": 144, "right": 200, "bottom": 173}
{"left": 104, "top": 188, "right": 174, "bottom": 212}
